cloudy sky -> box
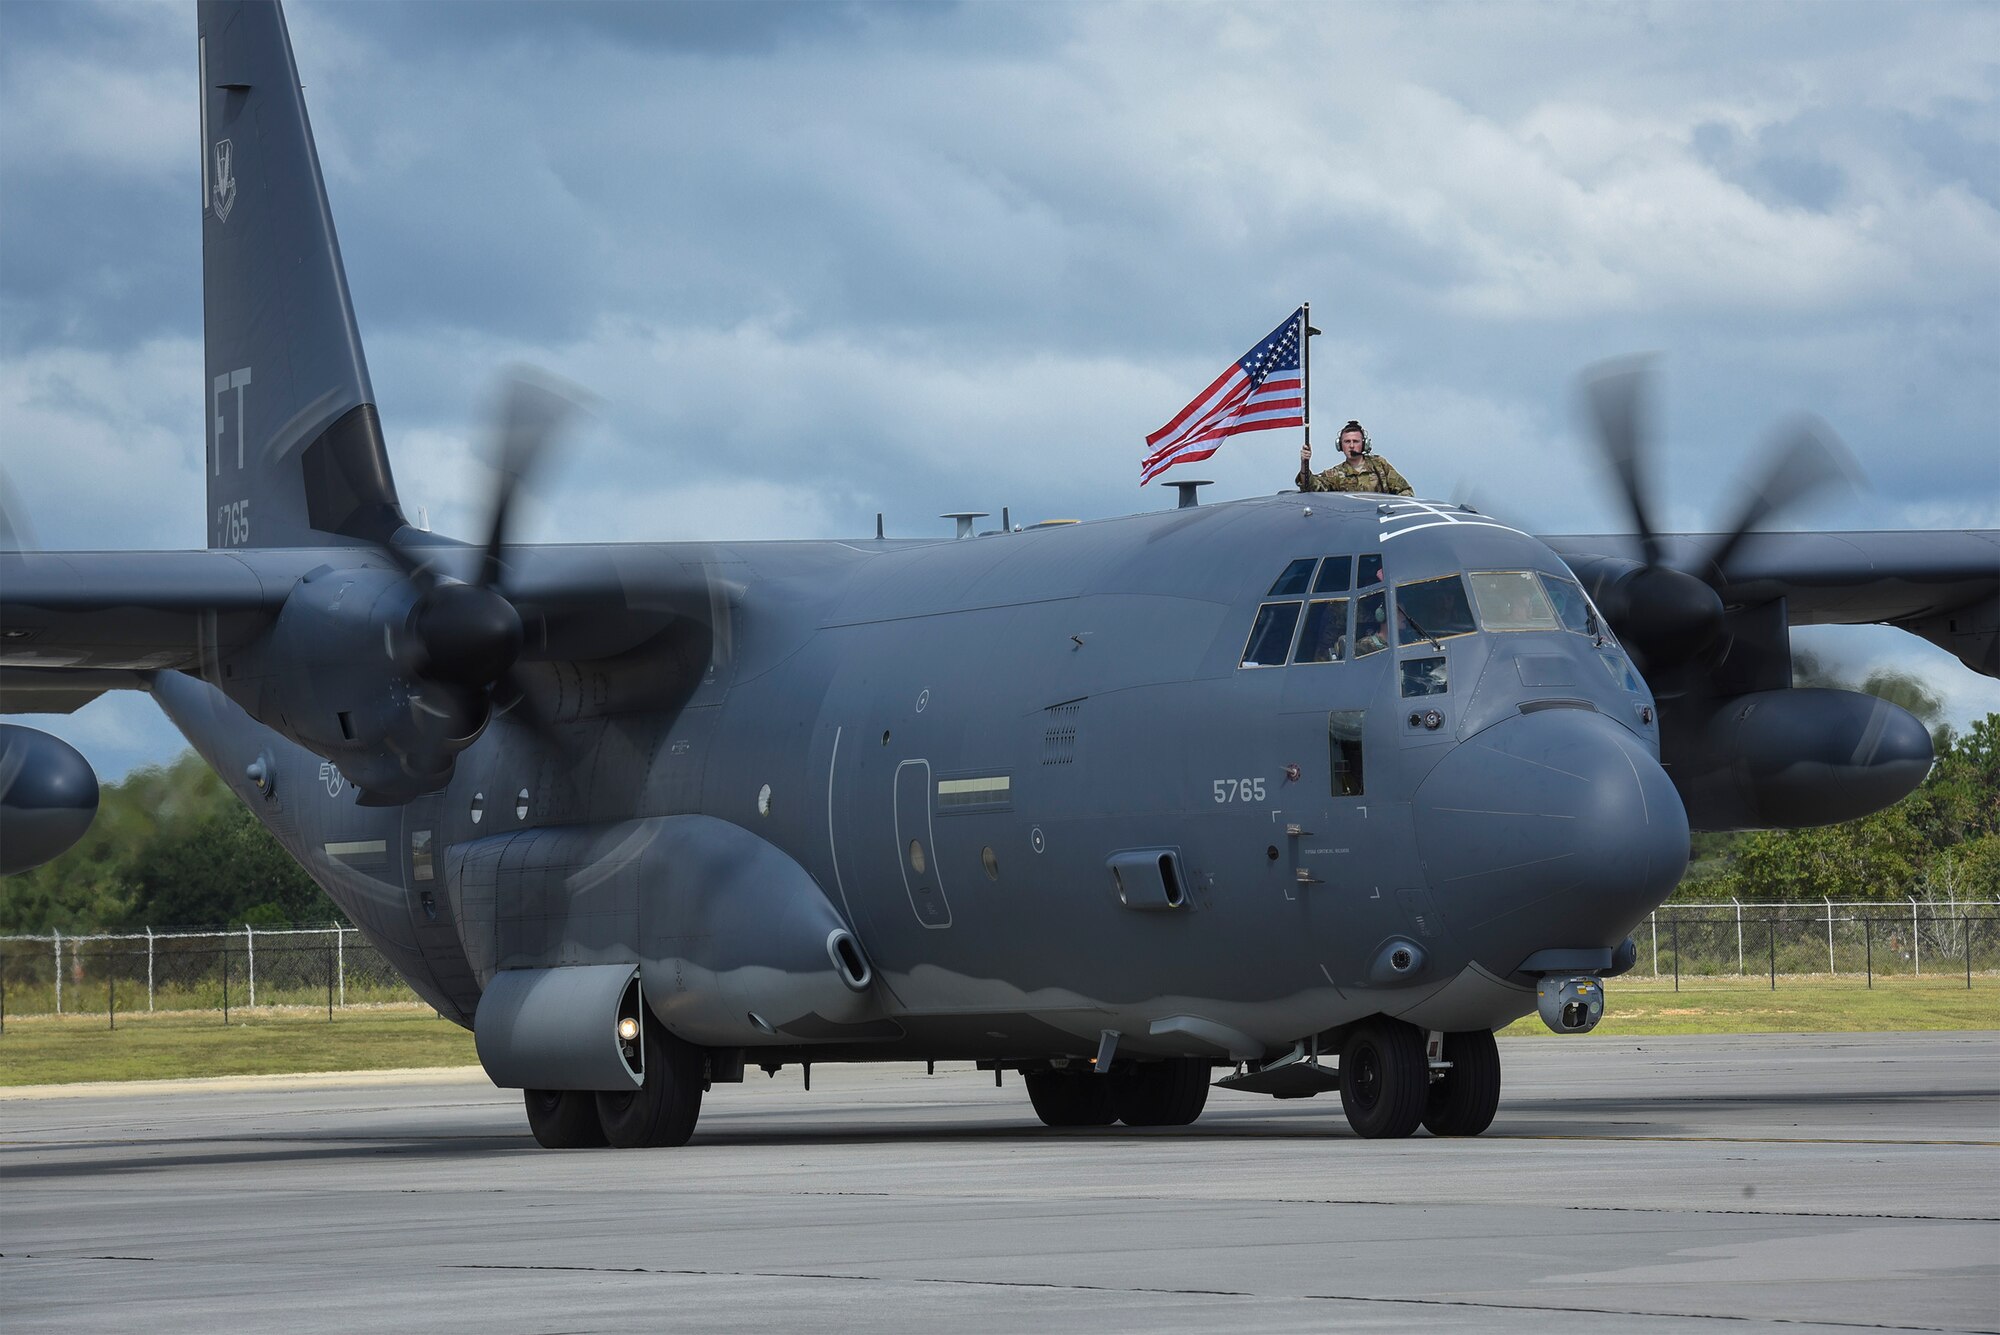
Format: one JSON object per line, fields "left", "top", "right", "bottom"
{"left": 3, "top": 0, "right": 1997, "bottom": 777}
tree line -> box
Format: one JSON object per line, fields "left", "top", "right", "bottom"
{"left": 0, "top": 752, "right": 335, "bottom": 934}
{"left": 1674, "top": 709, "right": 1998, "bottom": 906}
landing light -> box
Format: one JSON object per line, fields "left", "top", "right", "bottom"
{"left": 617, "top": 1017, "right": 640, "bottom": 1042}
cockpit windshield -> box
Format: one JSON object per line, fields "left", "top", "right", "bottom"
{"left": 1395, "top": 575, "right": 1478, "bottom": 645}
{"left": 1539, "top": 575, "right": 1597, "bottom": 635}
{"left": 1466, "top": 571, "right": 1561, "bottom": 631}
{"left": 1239, "top": 559, "right": 1619, "bottom": 672}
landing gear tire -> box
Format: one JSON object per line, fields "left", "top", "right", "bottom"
{"left": 1338, "top": 1018, "right": 1426, "bottom": 1139}
{"left": 523, "top": 1088, "right": 608, "bottom": 1149}
{"left": 1024, "top": 1069, "right": 1119, "bottom": 1127}
{"left": 596, "top": 1014, "right": 705, "bottom": 1148}
{"left": 1112, "top": 1058, "right": 1211, "bottom": 1127}
{"left": 1421, "top": 1029, "right": 1501, "bottom": 1137}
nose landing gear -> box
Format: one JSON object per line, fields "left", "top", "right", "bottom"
{"left": 1334, "top": 1019, "right": 1502, "bottom": 1139}
{"left": 1337, "top": 1019, "right": 1429, "bottom": 1138}
{"left": 1420, "top": 1029, "right": 1501, "bottom": 1137}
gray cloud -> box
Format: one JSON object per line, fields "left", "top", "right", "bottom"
{"left": 4, "top": 0, "right": 1997, "bottom": 774}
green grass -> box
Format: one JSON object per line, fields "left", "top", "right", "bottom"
{"left": 0, "top": 1004, "right": 477, "bottom": 1087}
{"left": 1500, "top": 974, "right": 2000, "bottom": 1037}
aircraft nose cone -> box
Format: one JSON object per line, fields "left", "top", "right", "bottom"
{"left": 1414, "top": 709, "right": 1689, "bottom": 955}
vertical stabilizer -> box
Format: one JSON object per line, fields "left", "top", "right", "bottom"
{"left": 198, "top": 0, "right": 404, "bottom": 550}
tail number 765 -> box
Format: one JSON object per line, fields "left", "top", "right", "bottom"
{"left": 1212, "top": 777, "right": 1266, "bottom": 803}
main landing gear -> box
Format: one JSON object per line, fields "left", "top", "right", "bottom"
{"left": 1421, "top": 1029, "right": 1500, "bottom": 1137}
{"left": 1337, "top": 1017, "right": 1501, "bottom": 1139}
{"left": 523, "top": 1011, "right": 706, "bottom": 1149}
{"left": 1025, "top": 1058, "right": 1212, "bottom": 1129}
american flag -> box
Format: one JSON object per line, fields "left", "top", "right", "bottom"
{"left": 1141, "top": 308, "right": 1305, "bottom": 484}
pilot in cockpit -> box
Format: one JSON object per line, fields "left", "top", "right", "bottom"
{"left": 1355, "top": 604, "right": 1389, "bottom": 655}
{"left": 1303, "top": 610, "right": 1345, "bottom": 663}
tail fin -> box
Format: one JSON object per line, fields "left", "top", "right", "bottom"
{"left": 199, "top": 0, "right": 404, "bottom": 550}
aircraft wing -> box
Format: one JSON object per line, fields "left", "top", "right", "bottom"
{"left": 0, "top": 542, "right": 731, "bottom": 678}
{"left": 1543, "top": 528, "right": 2000, "bottom": 676}
{"left": 0, "top": 549, "right": 281, "bottom": 675}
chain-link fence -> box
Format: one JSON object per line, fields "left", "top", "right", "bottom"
{"left": 1641, "top": 901, "right": 1997, "bottom": 990}
{"left": 0, "top": 926, "right": 419, "bottom": 1029}
{"left": 3, "top": 903, "right": 1991, "bottom": 1030}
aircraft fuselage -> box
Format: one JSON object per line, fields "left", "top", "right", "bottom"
{"left": 155, "top": 491, "right": 1689, "bottom": 1066}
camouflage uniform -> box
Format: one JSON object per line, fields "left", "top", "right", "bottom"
{"left": 1297, "top": 454, "right": 1414, "bottom": 496}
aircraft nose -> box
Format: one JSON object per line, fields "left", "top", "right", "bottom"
{"left": 1413, "top": 708, "right": 1689, "bottom": 954}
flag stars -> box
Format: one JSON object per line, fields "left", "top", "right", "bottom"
{"left": 1144, "top": 307, "right": 1309, "bottom": 482}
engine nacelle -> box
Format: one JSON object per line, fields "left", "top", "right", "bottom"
{"left": 221, "top": 565, "right": 492, "bottom": 802}
{"left": 1669, "top": 688, "right": 1933, "bottom": 831}
{"left": 0, "top": 724, "right": 100, "bottom": 874}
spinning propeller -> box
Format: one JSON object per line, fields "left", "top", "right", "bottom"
{"left": 1576, "top": 357, "right": 1855, "bottom": 676}
{"left": 365, "top": 373, "right": 580, "bottom": 788}
{"left": 324, "top": 368, "right": 735, "bottom": 802}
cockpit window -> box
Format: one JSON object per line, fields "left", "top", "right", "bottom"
{"left": 1312, "top": 557, "right": 1352, "bottom": 594}
{"left": 1241, "top": 602, "right": 1302, "bottom": 667}
{"left": 1356, "top": 553, "right": 1384, "bottom": 587}
{"left": 1353, "top": 590, "right": 1389, "bottom": 657}
{"left": 1540, "top": 574, "right": 1598, "bottom": 636}
{"left": 1599, "top": 651, "right": 1644, "bottom": 693}
{"left": 1269, "top": 559, "right": 1316, "bottom": 597}
{"left": 1400, "top": 656, "right": 1448, "bottom": 697}
{"left": 1328, "top": 710, "right": 1365, "bottom": 796}
{"left": 1293, "top": 598, "right": 1349, "bottom": 663}
{"left": 1395, "top": 576, "right": 1477, "bottom": 645}
{"left": 1468, "top": 571, "right": 1561, "bottom": 631}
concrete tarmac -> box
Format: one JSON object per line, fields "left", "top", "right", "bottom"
{"left": 3, "top": 1032, "right": 1996, "bottom": 1334}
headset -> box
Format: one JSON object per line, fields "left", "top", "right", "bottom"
{"left": 1339, "top": 420, "right": 1372, "bottom": 454}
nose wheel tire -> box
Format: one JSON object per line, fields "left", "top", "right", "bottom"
{"left": 522, "top": 1088, "right": 608, "bottom": 1149}
{"left": 1421, "top": 1029, "right": 1502, "bottom": 1137}
{"left": 1112, "top": 1058, "right": 1212, "bottom": 1127}
{"left": 595, "top": 1014, "right": 705, "bottom": 1148}
{"left": 1339, "top": 1018, "right": 1426, "bottom": 1139}
{"left": 1024, "top": 1069, "right": 1119, "bottom": 1127}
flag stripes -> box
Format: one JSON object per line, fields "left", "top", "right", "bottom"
{"left": 1141, "top": 308, "right": 1306, "bottom": 484}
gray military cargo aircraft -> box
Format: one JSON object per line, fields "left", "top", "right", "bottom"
{"left": 3, "top": 0, "right": 1996, "bottom": 1148}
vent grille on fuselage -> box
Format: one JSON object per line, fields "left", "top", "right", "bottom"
{"left": 1042, "top": 702, "right": 1081, "bottom": 766}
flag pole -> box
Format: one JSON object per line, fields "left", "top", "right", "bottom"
{"left": 1301, "top": 301, "right": 1313, "bottom": 456}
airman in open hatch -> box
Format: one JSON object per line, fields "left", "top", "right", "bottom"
{"left": 1297, "top": 421, "right": 1414, "bottom": 496}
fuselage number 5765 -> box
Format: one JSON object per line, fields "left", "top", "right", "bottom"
{"left": 1213, "top": 777, "right": 1266, "bottom": 803}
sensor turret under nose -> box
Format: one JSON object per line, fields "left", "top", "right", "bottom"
{"left": 1536, "top": 975, "right": 1606, "bottom": 1033}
